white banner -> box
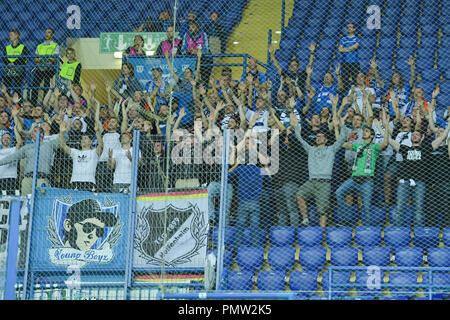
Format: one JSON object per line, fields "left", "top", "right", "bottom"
{"left": 134, "top": 190, "right": 209, "bottom": 269}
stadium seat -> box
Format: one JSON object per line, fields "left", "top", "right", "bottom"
{"left": 269, "top": 226, "right": 296, "bottom": 247}
{"left": 422, "top": 272, "right": 450, "bottom": 300}
{"left": 388, "top": 273, "right": 419, "bottom": 297}
{"left": 363, "top": 246, "right": 391, "bottom": 266}
{"left": 376, "top": 58, "right": 394, "bottom": 74}
{"left": 359, "top": 48, "right": 375, "bottom": 61}
{"left": 414, "top": 81, "right": 436, "bottom": 100}
{"left": 399, "top": 37, "right": 417, "bottom": 48}
{"left": 256, "top": 271, "right": 286, "bottom": 291}
{"left": 400, "top": 24, "right": 418, "bottom": 37}
{"left": 420, "top": 69, "right": 441, "bottom": 82}
{"left": 299, "top": 246, "right": 327, "bottom": 270}
{"left": 321, "top": 271, "right": 352, "bottom": 297}
{"left": 416, "top": 58, "right": 436, "bottom": 72}
{"left": 225, "top": 270, "right": 254, "bottom": 290}
{"left": 332, "top": 206, "right": 358, "bottom": 226}
{"left": 283, "top": 27, "right": 302, "bottom": 39}
{"left": 297, "top": 227, "right": 324, "bottom": 247}
{"left": 420, "top": 36, "right": 439, "bottom": 49}
{"left": 403, "top": 0, "right": 421, "bottom": 7}
{"left": 322, "top": 26, "right": 340, "bottom": 38}
{"left": 384, "top": 227, "right": 411, "bottom": 247}
{"left": 267, "top": 246, "right": 296, "bottom": 271}
{"left": 360, "top": 38, "right": 377, "bottom": 51}
{"left": 208, "top": 249, "right": 233, "bottom": 267}
{"left": 212, "top": 226, "right": 236, "bottom": 247}
{"left": 241, "top": 228, "right": 266, "bottom": 247}
{"left": 236, "top": 246, "right": 265, "bottom": 271}
{"left": 443, "top": 228, "right": 450, "bottom": 247}
{"left": 413, "top": 227, "right": 440, "bottom": 249}
{"left": 379, "top": 37, "right": 397, "bottom": 49}
{"left": 388, "top": 206, "right": 414, "bottom": 227}
{"left": 438, "top": 59, "right": 450, "bottom": 73}
{"left": 355, "top": 227, "right": 382, "bottom": 247}
{"left": 427, "top": 248, "right": 450, "bottom": 267}
{"left": 354, "top": 271, "right": 384, "bottom": 297}
{"left": 394, "top": 247, "right": 424, "bottom": 267}
{"left": 289, "top": 271, "right": 318, "bottom": 295}
{"left": 326, "top": 227, "right": 353, "bottom": 247}
{"left": 319, "top": 38, "right": 338, "bottom": 50}
{"left": 331, "top": 247, "right": 359, "bottom": 266}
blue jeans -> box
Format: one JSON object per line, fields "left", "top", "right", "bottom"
{"left": 336, "top": 178, "right": 375, "bottom": 226}
{"left": 234, "top": 200, "right": 261, "bottom": 250}
{"left": 393, "top": 181, "right": 425, "bottom": 227}
{"left": 277, "top": 182, "right": 300, "bottom": 226}
{"left": 207, "top": 182, "right": 233, "bottom": 224}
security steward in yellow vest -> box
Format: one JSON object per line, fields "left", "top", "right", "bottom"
{"left": 59, "top": 48, "right": 82, "bottom": 95}
{"left": 2, "top": 30, "right": 29, "bottom": 95}
{"left": 31, "top": 28, "right": 60, "bottom": 105}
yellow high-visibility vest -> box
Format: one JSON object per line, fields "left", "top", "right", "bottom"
{"left": 5, "top": 44, "right": 25, "bottom": 63}
{"left": 60, "top": 61, "right": 81, "bottom": 81}
{"left": 36, "top": 42, "right": 58, "bottom": 56}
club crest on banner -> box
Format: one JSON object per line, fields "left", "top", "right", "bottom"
{"left": 46, "top": 195, "right": 123, "bottom": 268}
{"left": 134, "top": 203, "right": 207, "bottom": 268}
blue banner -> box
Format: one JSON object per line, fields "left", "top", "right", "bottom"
{"left": 126, "top": 56, "right": 197, "bottom": 91}
{"left": 30, "top": 188, "right": 129, "bottom": 271}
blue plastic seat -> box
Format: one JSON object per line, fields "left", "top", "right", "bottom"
{"left": 438, "top": 58, "right": 450, "bottom": 73}
{"left": 256, "top": 271, "right": 286, "bottom": 291}
{"left": 421, "top": 69, "right": 441, "bottom": 82}
{"left": 355, "top": 271, "right": 384, "bottom": 297}
{"left": 388, "top": 273, "right": 419, "bottom": 297}
{"left": 319, "top": 38, "right": 338, "bottom": 50}
{"left": 267, "top": 246, "right": 296, "bottom": 271}
{"left": 359, "top": 48, "right": 375, "bottom": 61}
{"left": 326, "top": 227, "right": 353, "bottom": 247}
{"left": 322, "top": 26, "right": 340, "bottom": 38}
{"left": 427, "top": 248, "right": 450, "bottom": 267}
{"left": 436, "top": 93, "right": 450, "bottom": 108}
{"left": 303, "top": 26, "right": 321, "bottom": 39}
{"left": 443, "top": 228, "right": 450, "bottom": 247}
{"left": 208, "top": 249, "right": 233, "bottom": 267}
{"left": 297, "top": 227, "right": 324, "bottom": 247}
{"left": 437, "top": 47, "right": 449, "bottom": 60}
{"left": 420, "top": 36, "right": 439, "bottom": 49}
{"left": 284, "top": 27, "right": 302, "bottom": 39}
{"left": 332, "top": 206, "right": 359, "bottom": 226}
{"left": 225, "top": 270, "right": 254, "bottom": 290}
{"left": 269, "top": 226, "right": 296, "bottom": 247}
{"left": 414, "top": 81, "right": 436, "bottom": 100}
{"left": 363, "top": 246, "right": 391, "bottom": 266}
{"left": 396, "top": 47, "right": 415, "bottom": 61}
{"left": 388, "top": 206, "right": 414, "bottom": 227}
{"left": 355, "top": 227, "right": 382, "bottom": 247}
{"left": 413, "top": 227, "right": 440, "bottom": 249}
{"left": 289, "top": 271, "right": 318, "bottom": 295}
{"left": 241, "top": 227, "right": 266, "bottom": 247}
{"left": 401, "top": 24, "right": 418, "bottom": 37}
{"left": 395, "top": 247, "right": 424, "bottom": 267}
{"left": 360, "top": 38, "right": 377, "bottom": 51}
{"left": 212, "top": 226, "right": 236, "bottom": 247}
{"left": 236, "top": 246, "right": 265, "bottom": 271}
{"left": 331, "top": 247, "right": 359, "bottom": 266}
{"left": 384, "top": 227, "right": 411, "bottom": 247}
{"left": 299, "top": 246, "right": 327, "bottom": 270}
{"left": 321, "top": 271, "right": 351, "bottom": 297}
{"left": 422, "top": 272, "right": 450, "bottom": 299}
{"left": 379, "top": 37, "right": 397, "bottom": 49}
{"left": 376, "top": 58, "right": 394, "bottom": 73}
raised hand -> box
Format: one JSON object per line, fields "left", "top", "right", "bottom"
{"left": 309, "top": 41, "right": 316, "bottom": 52}
{"left": 268, "top": 44, "right": 274, "bottom": 55}
{"left": 290, "top": 111, "right": 299, "bottom": 127}
{"left": 407, "top": 55, "right": 415, "bottom": 66}
{"left": 329, "top": 93, "right": 339, "bottom": 107}
{"left": 432, "top": 85, "right": 440, "bottom": 99}
{"left": 108, "top": 148, "right": 113, "bottom": 159}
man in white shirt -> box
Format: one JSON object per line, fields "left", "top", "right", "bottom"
{"left": 348, "top": 72, "right": 376, "bottom": 118}
{"left": 108, "top": 132, "right": 141, "bottom": 193}
{"left": 0, "top": 131, "right": 22, "bottom": 194}
{"left": 59, "top": 120, "right": 103, "bottom": 191}
{"left": 245, "top": 97, "right": 270, "bottom": 133}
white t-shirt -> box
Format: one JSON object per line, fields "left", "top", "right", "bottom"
{"left": 99, "top": 132, "right": 121, "bottom": 162}
{"left": 394, "top": 131, "right": 412, "bottom": 162}
{"left": 348, "top": 87, "right": 376, "bottom": 118}
{"left": 70, "top": 148, "right": 99, "bottom": 184}
{"left": 245, "top": 109, "right": 270, "bottom": 133}
{"left": 0, "top": 147, "right": 18, "bottom": 179}
{"left": 372, "top": 121, "right": 394, "bottom": 156}
{"left": 112, "top": 147, "right": 141, "bottom": 184}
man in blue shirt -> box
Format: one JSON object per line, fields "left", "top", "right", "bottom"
{"left": 338, "top": 22, "right": 361, "bottom": 93}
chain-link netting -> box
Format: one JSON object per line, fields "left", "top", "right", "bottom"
{"left": 0, "top": 0, "right": 449, "bottom": 300}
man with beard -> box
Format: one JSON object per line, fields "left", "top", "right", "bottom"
{"left": 155, "top": 25, "right": 182, "bottom": 56}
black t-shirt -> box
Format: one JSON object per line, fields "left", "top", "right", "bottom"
{"left": 397, "top": 143, "right": 432, "bottom": 182}
{"left": 425, "top": 142, "right": 450, "bottom": 184}
{"left": 300, "top": 118, "right": 335, "bottom": 146}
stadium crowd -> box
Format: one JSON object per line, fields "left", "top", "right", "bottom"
{"left": 0, "top": 17, "right": 449, "bottom": 230}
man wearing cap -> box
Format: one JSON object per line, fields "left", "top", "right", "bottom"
{"left": 3, "top": 30, "right": 29, "bottom": 96}
{"left": 63, "top": 198, "right": 117, "bottom": 251}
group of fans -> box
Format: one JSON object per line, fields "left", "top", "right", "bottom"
{"left": 0, "top": 17, "right": 448, "bottom": 230}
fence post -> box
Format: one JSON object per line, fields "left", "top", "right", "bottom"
{"left": 4, "top": 200, "right": 22, "bottom": 300}
{"left": 281, "top": 0, "right": 286, "bottom": 38}
{"left": 22, "top": 130, "right": 41, "bottom": 300}
{"left": 124, "top": 129, "right": 140, "bottom": 299}
{"left": 215, "top": 129, "right": 230, "bottom": 290}
{"left": 267, "top": 29, "right": 272, "bottom": 65}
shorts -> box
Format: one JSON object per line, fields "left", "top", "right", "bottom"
{"left": 296, "top": 179, "right": 331, "bottom": 216}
